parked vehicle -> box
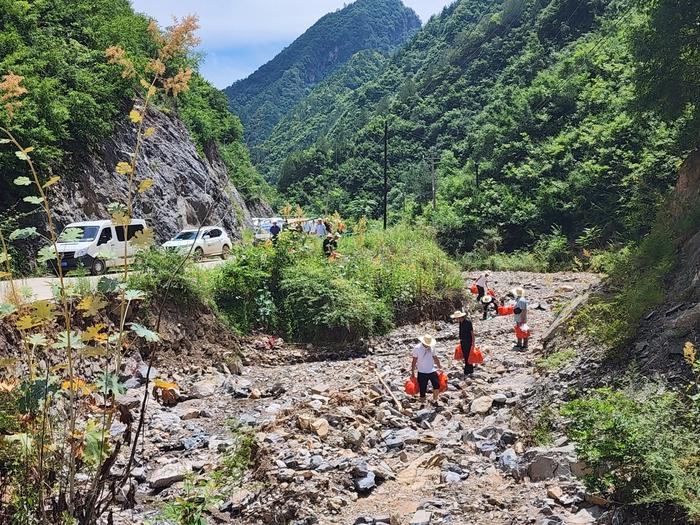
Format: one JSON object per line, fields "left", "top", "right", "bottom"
{"left": 51, "top": 219, "right": 147, "bottom": 275}
{"left": 162, "top": 226, "right": 232, "bottom": 260}
{"left": 252, "top": 217, "right": 286, "bottom": 244}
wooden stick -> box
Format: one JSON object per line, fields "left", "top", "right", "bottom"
{"left": 375, "top": 370, "right": 403, "bottom": 412}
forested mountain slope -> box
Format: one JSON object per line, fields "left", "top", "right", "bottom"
{"left": 254, "top": 50, "right": 390, "bottom": 180}
{"left": 223, "top": 0, "right": 421, "bottom": 147}
{"left": 0, "top": 0, "right": 270, "bottom": 253}
{"left": 275, "top": 0, "right": 690, "bottom": 255}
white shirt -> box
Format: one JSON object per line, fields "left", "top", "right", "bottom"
{"left": 315, "top": 223, "right": 327, "bottom": 236}
{"left": 412, "top": 343, "right": 437, "bottom": 374}
{"left": 476, "top": 274, "right": 487, "bottom": 288}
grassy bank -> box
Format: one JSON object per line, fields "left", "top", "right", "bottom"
{"left": 130, "top": 225, "right": 463, "bottom": 343}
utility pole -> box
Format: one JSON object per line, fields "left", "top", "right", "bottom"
{"left": 383, "top": 120, "right": 388, "bottom": 230}
{"left": 429, "top": 149, "right": 439, "bottom": 211}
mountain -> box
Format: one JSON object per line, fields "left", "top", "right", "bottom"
{"left": 223, "top": 0, "right": 421, "bottom": 147}
{"left": 254, "top": 49, "right": 390, "bottom": 180}
{"left": 273, "top": 0, "right": 690, "bottom": 255}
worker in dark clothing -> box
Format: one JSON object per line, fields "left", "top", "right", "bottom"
{"left": 269, "top": 221, "right": 281, "bottom": 242}
{"left": 450, "top": 310, "right": 474, "bottom": 376}
{"left": 322, "top": 233, "right": 338, "bottom": 258}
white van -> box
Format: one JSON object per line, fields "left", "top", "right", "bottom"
{"left": 52, "top": 219, "right": 148, "bottom": 275}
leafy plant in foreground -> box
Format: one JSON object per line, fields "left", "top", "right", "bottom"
{"left": 0, "top": 16, "right": 199, "bottom": 524}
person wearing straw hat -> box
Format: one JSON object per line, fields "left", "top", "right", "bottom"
{"left": 479, "top": 294, "right": 498, "bottom": 320}
{"left": 411, "top": 334, "right": 443, "bottom": 405}
{"left": 512, "top": 287, "right": 529, "bottom": 349}
{"left": 450, "top": 310, "right": 474, "bottom": 376}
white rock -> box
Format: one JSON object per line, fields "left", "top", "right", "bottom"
{"left": 470, "top": 396, "right": 493, "bottom": 415}
{"left": 148, "top": 462, "right": 189, "bottom": 489}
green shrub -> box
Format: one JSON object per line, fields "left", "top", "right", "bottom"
{"left": 340, "top": 224, "right": 463, "bottom": 320}
{"left": 281, "top": 258, "right": 392, "bottom": 341}
{"left": 206, "top": 225, "right": 461, "bottom": 342}
{"left": 569, "top": 194, "right": 700, "bottom": 349}
{"left": 533, "top": 225, "right": 573, "bottom": 271}
{"left": 211, "top": 245, "right": 276, "bottom": 334}
{"left": 128, "top": 248, "right": 201, "bottom": 304}
{"left": 562, "top": 384, "right": 700, "bottom": 519}
{"left": 212, "top": 420, "right": 255, "bottom": 487}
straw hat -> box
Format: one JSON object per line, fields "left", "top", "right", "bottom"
{"left": 480, "top": 295, "right": 493, "bottom": 304}
{"left": 512, "top": 287, "right": 525, "bottom": 297}
{"left": 449, "top": 310, "right": 467, "bottom": 319}
{"left": 419, "top": 334, "right": 436, "bottom": 347}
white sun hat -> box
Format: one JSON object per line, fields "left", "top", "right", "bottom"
{"left": 419, "top": 334, "right": 436, "bottom": 347}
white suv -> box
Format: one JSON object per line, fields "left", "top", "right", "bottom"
{"left": 162, "top": 227, "right": 232, "bottom": 260}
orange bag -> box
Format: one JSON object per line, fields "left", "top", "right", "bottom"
{"left": 487, "top": 288, "right": 496, "bottom": 298}
{"left": 515, "top": 324, "right": 531, "bottom": 339}
{"left": 468, "top": 346, "right": 484, "bottom": 365}
{"left": 437, "top": 371, "right": 448, "bottom": 392}
{"left": 454, "top": 343, "right": 463, "bottom": 360}
{"left": 404, "top": 377, "right": 418, "bottom": 396}
{"left": 469, "top": 283, "right": 478, "bottom": 294}
{"left": 498, "top": 305, "right": 514, "bottom": 316}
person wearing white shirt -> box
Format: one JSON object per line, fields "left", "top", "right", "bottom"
{"left": 512, "top": 287, "right": 529, "bottom": 349}
{"left": 475, "top": 271, "right": 490, "bottom": 301}
{"left": 411, "top": 334, "right": 442, "bottom": 405}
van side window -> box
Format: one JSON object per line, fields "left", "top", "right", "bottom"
{"left": 115, "top": 226, "right": 126, "bottom": 242}
{"left": 115, "top": 224, "right": 144, "bottom": 241}
{"left": 127, "top": 224, "right": 144, "bottom": 240}
{"left": 97, "top": 227, "right": 112, "bottom": 246}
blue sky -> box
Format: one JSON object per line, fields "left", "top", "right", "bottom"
{"left": 130, "top": 0, "right": 455, "bottom": 88}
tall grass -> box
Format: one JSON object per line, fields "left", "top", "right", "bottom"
{"left": 208, "top": 224, "right": 464, "bottom": 342}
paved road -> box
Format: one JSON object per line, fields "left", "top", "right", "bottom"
{"left": 0, "top": 258, "right": 225, "bottom": 302}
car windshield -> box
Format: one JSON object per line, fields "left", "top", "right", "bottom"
{"left": 174, "top": 231, "right": 197, "bottom": 241}
{"left": 59, "top": 225, "right": 100, "bottom": 243}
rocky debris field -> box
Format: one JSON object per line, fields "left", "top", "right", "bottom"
{"left": 106, "top": 271, "right": 626, "bottom": 525}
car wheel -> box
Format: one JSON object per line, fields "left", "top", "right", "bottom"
{"left": 91, "top": 258, "right": 107, "bottom": 276}
{"left": 221, "top": 245, "right": 231, "bottom": 260}
{"left": 193, "top": 247, "right": 204, "bottom": 261}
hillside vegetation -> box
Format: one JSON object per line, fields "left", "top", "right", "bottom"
{"left": 266, "top": 0, "right": 691, "bottom": 263}
{"left": 0, "top": 0, "right": 270, "bottom": 213}
{"left": 223, "top": 0, "right": 421, "bottom": 147}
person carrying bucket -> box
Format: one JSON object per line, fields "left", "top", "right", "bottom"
{"left": 512, "top": 287, "right": 529, "bottom": 349}
{"left": 450, "top": 310, "right": 474, "bottom": 376}
{"left": 411, "top": 335, "right": 443, "bottom": 406}
{"left": 474, "top": 271, "right": 490, "bottom": 302}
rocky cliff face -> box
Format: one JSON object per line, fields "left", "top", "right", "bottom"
{"left": 51, "top": 106, "right": 254, "bottom": 242}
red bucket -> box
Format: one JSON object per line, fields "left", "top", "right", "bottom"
{"left": 437, "top": 371, "right": 448, "bottom": 392}
{"left": 515, "top": 324, "right": 531, "bottom": 339}
{"left": 404, "top": 377, "right": 419, "bottom": 395}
